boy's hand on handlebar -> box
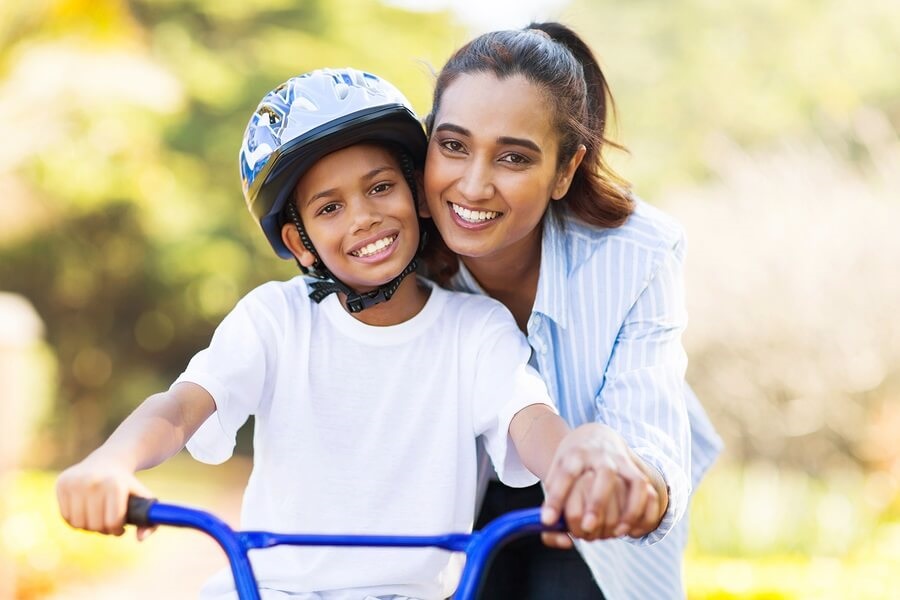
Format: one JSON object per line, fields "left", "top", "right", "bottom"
{"left": 56, "top": 456, "right": 156, "bottom": 540}
{"left": 540, "top": 423, "right": 665, "bottom": 544}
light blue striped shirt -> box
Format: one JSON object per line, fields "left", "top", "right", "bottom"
{"left": 449, "top": 198, "right": 723, "bottom": 600}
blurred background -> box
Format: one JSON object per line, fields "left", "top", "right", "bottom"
{"left": 1, "top": 0, "right": 898, "bottom": 598}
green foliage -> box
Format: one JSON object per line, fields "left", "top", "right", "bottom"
{"left": 0, "top": 0, "right": 462, "bottom": 464}
{"left": 565, "top": 0, "right": 900, "bottom": 193}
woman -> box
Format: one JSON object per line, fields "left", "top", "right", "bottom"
{"left": 420, "top": 22, "right": 722, "bottom": 600}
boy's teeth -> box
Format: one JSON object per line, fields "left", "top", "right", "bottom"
{"left": 353, "top": 235, "right": 396, "bottom": 257}
{"left": 452, "top": 203, "right": 499, "bottom": 223}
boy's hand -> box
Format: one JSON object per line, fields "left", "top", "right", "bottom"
{"left": 540, "top": 423, "right": 667, "bottom": 546}
{"left": 56, "top": 455, "right": 156, "bottom": 540}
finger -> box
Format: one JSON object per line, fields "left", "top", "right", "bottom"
{"left": 542, "top": 453, "right": 587, "bottom": 525}
{"left": 68, "top": 486, "right": 87, "bottom": 531}
{"left": 563, "top": 478, "right": 587, "bottom": 537}
{"left": 541, "top": 531, "right": 574, "bottom": 549}
{"left": 56, "top": 480, "right": 72, "bottom": 527}
{"left": 85, "top": 487, "right": 106, "bottom": 533}
{"left": 105, "top": 485, "right": 127, "bottom": 536}
{"left": 576, "top": 467, "right": 617, "bottom": 539}
{"left": 630, "top": 486, "right": 661, "bottom": 538}
{"left": 598, "top": 478, "right": 625, "bottom": 539}
{"left": 617, "top": 478, "right": 649, "bottom": 536}
{"left": 136, "top": 525, "right": 157, "bottom": 541}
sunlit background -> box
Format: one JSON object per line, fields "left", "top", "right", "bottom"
{"left": 2, "top": 0, "right": 899, "bottom": 598}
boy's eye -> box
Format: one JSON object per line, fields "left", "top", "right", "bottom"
{"left": 371, "top": 182, "right": 393, "bottom": 195}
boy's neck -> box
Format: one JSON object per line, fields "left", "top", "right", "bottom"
{"left": 340, "top": 275, "right": 431, "bottom": 326}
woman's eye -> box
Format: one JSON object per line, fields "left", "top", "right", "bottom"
{"left": 440, "top": 139, "right": 465, "bottom": 153}
{"left": 500, "top": 153, "right": 529, "bottom": 165}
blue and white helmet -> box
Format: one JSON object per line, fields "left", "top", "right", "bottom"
{"left": 239, "top": 68, "right": 428, "bottom": 258}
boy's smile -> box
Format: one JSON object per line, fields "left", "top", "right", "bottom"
{"left": 286, "top": 143, "right": 420, "bottom": 294}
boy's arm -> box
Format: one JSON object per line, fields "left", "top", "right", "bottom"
{"left": 508, "top": 403, "right": 570, "bottom": 480}
{"left": 56, "top": 382, "right": 215, "bottom": 537}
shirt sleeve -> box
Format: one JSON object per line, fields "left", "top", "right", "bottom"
{"left": 472, "top": 305, "right": 558, "bottom": 488}
{"left": 179, "top": 292, "right": 278, "bottom": 464}
{"left": 595, "top": 235, "right": 692, "bottom": 545}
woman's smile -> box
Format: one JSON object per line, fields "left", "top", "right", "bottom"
{"left": 449, "top": 202, "right": 503, "bottom": 227}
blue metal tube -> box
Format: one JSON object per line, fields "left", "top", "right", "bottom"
{"left": 129, "top": 498, "right": 558, "bottom": 600}
{"left": 145, "top": 502, "right": 261, "bottom": 600}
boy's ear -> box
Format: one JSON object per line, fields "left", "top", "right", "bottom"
{"left": 551, "top": 144, "right": 587, "bottom": 201}
{"left": 414, "top": 172, "right": 431, "bottom": 218}
{"left": 281, "top": 222, "right": 317, "bottom": 268}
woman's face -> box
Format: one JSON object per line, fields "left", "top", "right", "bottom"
{"left": 424, "top": 72, "right": 573, "bottom": 264}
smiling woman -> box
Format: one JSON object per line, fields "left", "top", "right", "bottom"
{"left": 420, "top": 22, "right": 722, "bottom": 600}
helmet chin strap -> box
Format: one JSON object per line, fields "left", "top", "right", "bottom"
{"left": 285, "top": 198, "right": 420, "bottom": 315}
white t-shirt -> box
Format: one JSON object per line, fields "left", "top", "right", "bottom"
{"left": 177, "top": 276, "right": 553, "bottom": 600}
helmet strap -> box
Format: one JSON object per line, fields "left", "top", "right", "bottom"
{"left": 286, "top": 200, "right": 419, "bottom": 314}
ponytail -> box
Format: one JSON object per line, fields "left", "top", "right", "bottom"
{"left": 526, "top": 22, "right": 633, "bottom": 228}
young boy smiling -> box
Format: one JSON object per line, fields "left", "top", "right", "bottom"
{"left": 56, "top": 68, "right": 602, "bottom": 600}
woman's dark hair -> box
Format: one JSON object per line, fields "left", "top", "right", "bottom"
{"left": 425, "top": 22, "right": 633, "bottom": 232}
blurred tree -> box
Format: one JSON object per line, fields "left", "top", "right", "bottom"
{"left": 0, "top": 0, "right": 463, "bottom": 464}
{"left": 564, "top": 0, "right": 900, "bottom": 194}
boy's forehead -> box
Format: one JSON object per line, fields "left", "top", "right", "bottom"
{"left": 294, "top": 143, "right": 402, "bottom": 198}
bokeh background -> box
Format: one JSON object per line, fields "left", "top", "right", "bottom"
{"left": 2, "top": 0, "right": 899, "bottom": 598}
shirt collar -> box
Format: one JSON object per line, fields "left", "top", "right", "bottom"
{"left": 531, "top": 211, "right": 570, "bottom": 330}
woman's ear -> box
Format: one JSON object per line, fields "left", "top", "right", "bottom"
{"left": 415, "top": 171, "right": 431, "bottom": 218}
{"left": 551, "top": 144, "right": 587, "bottom": 201}
{"left": 282, "top": 222, "right": 317, "bottom": 268}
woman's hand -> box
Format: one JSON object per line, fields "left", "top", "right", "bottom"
{"left": 540, "top": 423, "right": 668, "bottom": 547}
{"left": 56, "top": 454, "right": 156, "bottom": 540}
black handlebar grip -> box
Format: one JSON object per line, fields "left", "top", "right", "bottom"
{"left": 125, "top": 495, "right": 157, "bottom": 526}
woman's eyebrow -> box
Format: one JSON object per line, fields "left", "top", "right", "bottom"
{"left": 497, "top": 136, "right": 541, "bottom": 155}
{"left": 434, "top": 122, "right": 470, "bottom": 137}
{"left": 435, "top": 122, "right": 541, "bottom": 155}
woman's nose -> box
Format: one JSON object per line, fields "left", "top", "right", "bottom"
{"left": 456, "top": 160, "right": 494, "bottom": 203}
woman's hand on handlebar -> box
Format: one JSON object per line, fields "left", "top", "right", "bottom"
{"left": 539, "top": 423, "right": 665, "bottom": 547}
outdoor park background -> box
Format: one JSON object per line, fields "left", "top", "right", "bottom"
{"left": 1, "top": 0, "right": 899, "bottom": 598}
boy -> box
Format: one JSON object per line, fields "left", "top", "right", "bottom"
{"left": 56, "top": 68, "right": 599, "bottom": 599}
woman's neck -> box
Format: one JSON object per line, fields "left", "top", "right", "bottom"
{"left": 461, "top": 227, "right": 543, "bottom": 333}
{"left": 341, "top": 275, "right": 430, "bottom": 326}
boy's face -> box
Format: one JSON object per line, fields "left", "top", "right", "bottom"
{"left": 285, "top": 143, "right": 420, "bottom": 293}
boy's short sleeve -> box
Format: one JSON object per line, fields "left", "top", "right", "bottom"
{"left": 471, "top": 305, "right": 557, "bottom": 487}
{"left": 179, "top": 293, "right": 278, "bottom": 464}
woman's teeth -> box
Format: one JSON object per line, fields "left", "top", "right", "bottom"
{"left": 452, "top": 203, "right": 500, "bottom": 223}
{"left": 352, "top": 235, "right": 396, "bottom": 257}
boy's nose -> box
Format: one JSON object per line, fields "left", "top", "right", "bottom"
{"left": 350, "top": 199, "right": 383, "bottom": 232}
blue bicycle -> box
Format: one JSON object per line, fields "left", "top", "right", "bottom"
{"left": 126, "top": 496, "right": 563, "bottom": 600}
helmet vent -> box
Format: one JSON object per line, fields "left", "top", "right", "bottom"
{"left": 257, "top": 105, "right": 282, "bottom": 126}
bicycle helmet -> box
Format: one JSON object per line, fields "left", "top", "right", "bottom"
{"left": 239, "top": 68, "right": 428, "bottom": 312}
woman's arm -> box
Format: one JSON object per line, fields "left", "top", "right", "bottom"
{"left": 56, "top": 382, "right": 215, "bottom": 537}
{"left": 509, "top": 404, "right": 667, "bottom": 546}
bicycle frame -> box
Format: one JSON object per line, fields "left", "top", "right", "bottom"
{"left": 126, "top": 496, "right": 560, "bottom": 600}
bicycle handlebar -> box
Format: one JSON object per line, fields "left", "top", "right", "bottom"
{"left": 124, "top": 495, "right": 563, "bottom": 600}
